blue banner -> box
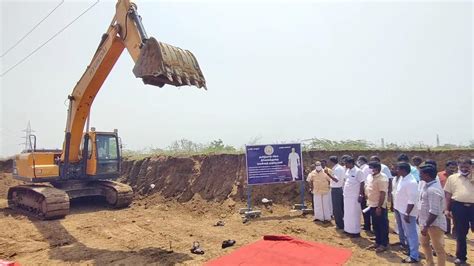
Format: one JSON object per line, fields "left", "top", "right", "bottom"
{"left": 245, "top": 143, "right": 304, "bottom": 185}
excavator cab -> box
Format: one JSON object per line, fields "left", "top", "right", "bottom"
{"left": 82, "top": 129, "right": 120, "bottom": 178}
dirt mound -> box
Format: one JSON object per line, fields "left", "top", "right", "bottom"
{"left": 120, "top": 154, "right": 307, "bottom": 205}
{"left": 0, "top": 159, "right": 13, "bottom": 173}
{"left": 0, "top": 173, "right": 21, "bottom": 198}
{"left": 121, "top": 149, "right": 474, "bottom": 205}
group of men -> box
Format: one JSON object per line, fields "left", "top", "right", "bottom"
{"left": 306, "top": 153, "right": 473, "bottom": 265}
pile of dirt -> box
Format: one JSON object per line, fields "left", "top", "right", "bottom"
{"left": 0, "top": 158, "right": 13, "bottom": 173}
{"left": 2, "top": 150, "right": 471, "bottom": 205}
{"left": 121, "top": 150, "right": 474, "bottom": 205}
{"left": 0, "top": 173, "right": 21, "bottom": 198}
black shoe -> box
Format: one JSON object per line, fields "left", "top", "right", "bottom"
{"left": 222, "top": 239, "right": 236, "bottom": 249}
{"left": 401, "top": 257, "right": 418, "bottom": 263}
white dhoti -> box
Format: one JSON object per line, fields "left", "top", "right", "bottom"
{"left": 343, "top": 195, "right": 361, "bottom": 234}
{"left": 313, "top": 192, "right": 331, "bottom": 221}
{"left": 290, "top": 165, "right": 298, "bottom": 180}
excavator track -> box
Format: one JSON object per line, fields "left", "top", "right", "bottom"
{"left": 95, "top": 180, "right": 133, "bottom": 208}
{"left": 7, "top": 185, "right": 70, "bottom": 220}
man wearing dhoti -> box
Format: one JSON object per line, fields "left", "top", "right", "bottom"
{"left": 307, "top": 161, "right": 339, "bottom": 222}
{"left": 343, "top": 157, "right": 365, "bottom": 237}
{"left": 288, "top": 148, "right": 301, "bottom": 181}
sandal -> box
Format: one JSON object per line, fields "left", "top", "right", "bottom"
{"left": 214, "top": 220, "right": 225, "bottom": 226}
{"left": 222, "top": 239, "right": 236, "bottom": 249}
{"left": 190, "top": 241, "right": 205, "bottom": 255}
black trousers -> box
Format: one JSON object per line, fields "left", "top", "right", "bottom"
{"left": 370, "top": 207, "right": 389, "bottom": 247}
{"left": 362, "top": 199, "right": 372, "bottom": 231}
{"left": 331, "top": 187, "right": 344, "bottom": 229}
{"left": 452, "top": 201, "right": 474, "bottom": 261}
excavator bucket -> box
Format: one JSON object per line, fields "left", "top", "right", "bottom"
{"left": 133, "top": 37, "right": 206, "bottom": 89}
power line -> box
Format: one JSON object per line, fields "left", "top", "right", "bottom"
{"left": 0, "top": 0, "right": 65, "bottom": 58}
{"left": 0, "top": 0, "right": 100, "bottom": 78}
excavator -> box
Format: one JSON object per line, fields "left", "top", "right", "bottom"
{"left": 7, "top": 0, "right": 206, "bottom": 219}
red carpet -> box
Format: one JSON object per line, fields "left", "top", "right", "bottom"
{"left": 206, "top": 235, "right": 352, "bottom": 266}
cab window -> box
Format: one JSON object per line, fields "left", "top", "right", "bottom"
{"left": 96, "top": 135, "right": 118, "bottom": 160}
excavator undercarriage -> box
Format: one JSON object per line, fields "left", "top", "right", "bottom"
{"left": 7, "top": 181, "right": 133, "bottom": 220}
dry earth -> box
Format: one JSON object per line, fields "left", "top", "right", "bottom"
{"left": 1, "top": 172, "right": 473, "bottom": 265}
{"left": 1, "top": 150, "right": 473, "bottom": 265}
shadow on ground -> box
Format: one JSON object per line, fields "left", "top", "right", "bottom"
{"left": 1, "top": 198, "right": 193, "bottom": 265}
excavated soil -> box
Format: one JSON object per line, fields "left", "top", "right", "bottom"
{"left": 1, "top": 150, "right": 473, "bottom": 265}
{"left": 121, "top": 150, "right": 474, "bottom": 205}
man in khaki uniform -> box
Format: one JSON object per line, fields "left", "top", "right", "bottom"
{"left": 307, "top": 161, "right": 338, "bottom": 223}
{"left": 444, "top": 158, "right": 474, "bottom": 265}
{"left": 365, "top": 161, "right": 389, "bottom": 252}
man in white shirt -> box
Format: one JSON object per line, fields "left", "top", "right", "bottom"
{"left": 398, "top": 153, "right": 420, "bottom": 183}
{"left": 343, "top": 157, "right": 365, "bottom": 237}
{"left": 369, "top": 155, "right": 393, "bottom": 180}
{"left": 288, "top": 148, "right": 300, "bottom": 181}
{"left": 394, "top": 162, "right": 420, "bottom": 263}
{"left": 358, "top": 156, "right": 372, "bottom": 232}
{"left": 328, "top": 156, "right": 346, "bottom": 230}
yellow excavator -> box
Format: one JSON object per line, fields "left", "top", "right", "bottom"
{"left": 8, "top": 0, "right": 206, "bottom": 219}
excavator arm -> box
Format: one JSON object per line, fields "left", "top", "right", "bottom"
{"left": 8, "top": 0, "right": 205, "bottom": 219}
{"left": 61, "top": 0, "right": 206, "bottom": 172}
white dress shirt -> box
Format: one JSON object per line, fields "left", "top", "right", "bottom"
{"left": 343, "top": 166, "right": 365, "bottom": 197}
{"left": 360, "top": 164, "right": 371, "bottom": 181}
{"left": 381, "top": 164, "right": 393, "bottom": 179}
{"left": 394, "top": 174, "right": 419, "bottom": 217}
{"left": 330, "top": 164, "right": 346, "bottom": 188}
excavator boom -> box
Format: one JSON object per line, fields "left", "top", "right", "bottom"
{"left": 63, "top": 0, "right": 206, "bottom": 167}
{"left": 9, "top": 0, "right": 206, "bottom": 219}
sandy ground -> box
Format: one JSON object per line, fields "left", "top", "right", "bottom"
{"left": 0, "top": 173, "right": 473, "bottom": 265}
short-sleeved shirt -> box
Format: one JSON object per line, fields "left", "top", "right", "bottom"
{"left": 360, "top": 164, "right": 371, "bottom": 182}
{"left": 307, "top": 170, "right": 331, "bottom": 194}
{"left": 324, "top": 167, "right": 333, "bottom": 176}
{"left": 411, "top": 165, "right": 420, "bottom": 182}
{"left": 343, "top": 166, "right": 365, "bottom": 197}
{"left": 394, "top": 174, "right": 419, "bottom": 217}
{"left": 288, "top": 152, "right": 300, "bottom": 167}
{"left": 381, "top": 164, "right": 393, "bottom": 179}
{"left": 331, "top": 164, "right": 346, "bottom": 188}
{"left": 444, "top": 173, "right": 474, "bottom": 203}
{"left": 437, "top": 171, "right": 450, "bottom": 188}
{"left": 392, "top": 176, "right": 401, "bottom": 198}
{"left": 365, "top": 173, "right": 389, "bottom": 208}
{"left": 418, "top": 180, "right": 446, "bottom": 231}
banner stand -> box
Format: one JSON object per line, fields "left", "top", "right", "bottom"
{"left": 242, "top": 143, "right": 308, "bottom": 219}
{"left": 293, "top": 181, "right": 313, "bottom": 215}
{"left": 239, "top": 185, "right": 262, "bottom": 219}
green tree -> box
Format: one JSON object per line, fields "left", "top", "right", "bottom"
{"left": 306, "top": 138, "right": 375, "bottom": 150}
{"left": 204, "top": 139, "right": 236, "bottom": 153}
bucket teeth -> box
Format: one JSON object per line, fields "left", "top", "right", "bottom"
{"left": 167, "top": 73, "right": 174, "bottom": 82}
{"left": 175, "top": 75, "right": 182, "bottom": 85}
{"left": 133, "top": 37, "right": 206, "bottom": 89}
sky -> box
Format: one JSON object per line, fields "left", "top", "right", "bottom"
{"left": 0, "top": 0, "right": 472, "bottom": 157}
